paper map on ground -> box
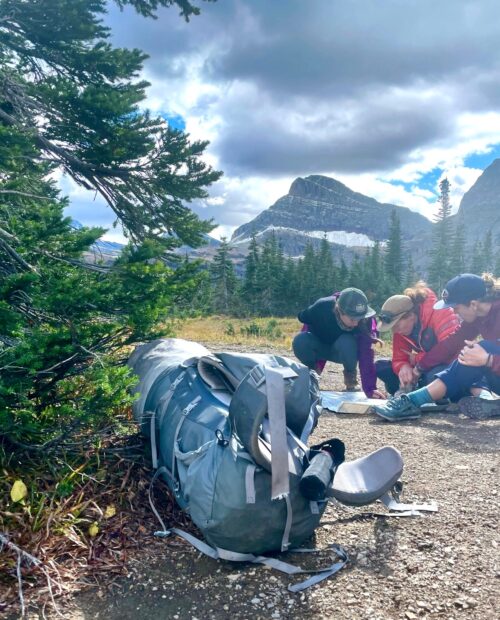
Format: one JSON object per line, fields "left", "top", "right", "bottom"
{"left": 320, "top": 391, "right": 387, "bottom": 414}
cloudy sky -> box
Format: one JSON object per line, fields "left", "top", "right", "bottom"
{"left": 64, "top": 0, "right": 500, "bottom": 241}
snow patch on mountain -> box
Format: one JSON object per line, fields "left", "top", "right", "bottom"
{"left": 232, "top": 226, "right": 376, "bottom": 247}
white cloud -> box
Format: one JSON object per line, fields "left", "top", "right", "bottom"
{"left": 55, "top": 1, "right": 500, "bottom": 238}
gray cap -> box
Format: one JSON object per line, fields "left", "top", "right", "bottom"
{"left": 337, "top": 288, "right": 375, "bottom": 319}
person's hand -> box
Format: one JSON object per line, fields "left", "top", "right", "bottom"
{"left": 369, "top": 388, "right": 387, "bottom": 399}
{"left": 402, "top": 349, "right": 417, "bottom": 366}
{"left": 411, "top": 366, "right": 422, "bottom": 382}
{"left": 398, "top": 364, "right": 414, "bottom": 387}
{"left": 458, "top": 340, "right": 489, "bottom": 367}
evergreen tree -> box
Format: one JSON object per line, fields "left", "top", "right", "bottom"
{"left": 280, "top": 257, "right": 299, "bottom": 315}
{"left": 257, "top": 232, "right": 288, "bottom": 315}
{"left": 338, "top": 258, "right": 349, "bottom": 290}
{"left": 296, "top": 242, "right": 318, "bottom": 307}
{"left": 272, "top": 240, "right": 289, "bottom": 315}
{"left": 0, "top": 0, "right": 221, "bottom": 248}
{"left": 364, "top": 241, "right": 388, "bottom": 307}
{"left": 428, "top": 178, "right": 454, "bottom": 290}
{"left": 210, "top": 238, "right": 238, "bottom": 314}
{"left": 469, "top": 240, "right": 484, "bottom": 275}
{"left": 241, "top": 233, "right": 260, "bottom": 314}
{"left": 316, "top": 235, "right": 337, "bottom": 297}
{"left": 449, "top": 221, "right": 467, "bottom": 276}
{"left": 0, "top": 0, "right": 219, "bottom": 444}
{"left": 349, "top": 254, "right": 364, "bottom": 289}
{"left": 384, "top": 210, "right": 403, "bottom": 287}
{"left": 0, "top": 158, "right": 202, "bottom": 442}
{"left": 404, "top": 255, "right": 417, "bottom": 288}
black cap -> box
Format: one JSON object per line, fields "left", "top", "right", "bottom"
{"left": 337, "top": 287, "right": 375, "bottom": 319}
{"left": 433, "top": 274, "right": 487, "bottom": 309}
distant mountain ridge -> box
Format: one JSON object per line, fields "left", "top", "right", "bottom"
{"left": 231, "top": 175, "right": 433, "bottom": 260}
{"left": 72, "top": 158, "right": 500, "bottom": 269}
{"left": 70, "top": 220, "right": 222, "bottom": 265}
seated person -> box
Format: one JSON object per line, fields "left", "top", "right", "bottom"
{"left": 374, "top": 273, "right": 500, "bottom": 421}
{"left": 293, "top": 287, "right": 385, "bottom": 399}
{"left": 375, "top": 282, "right": 460, "bottom": 394}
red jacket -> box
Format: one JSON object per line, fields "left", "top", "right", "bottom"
{"left": 392, "top": 289, "right": 460, "bottom": 375}
{"left": 418, "top": 299, "right": 500, "bottom": 375}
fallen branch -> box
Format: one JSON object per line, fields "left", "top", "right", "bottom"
{"left": 0, "top": 533, "right": 63, "bottom": 618}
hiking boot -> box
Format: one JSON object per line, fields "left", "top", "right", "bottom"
{"left": 373, "top": 394, "right": 421, "bottom": 422}
{"left": 343, "top": 370, "right": 359, "bottom": 392}
{"left": 458, "top": 396, "right": 500, "bottom": 420}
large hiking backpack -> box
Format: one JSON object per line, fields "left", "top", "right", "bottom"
{"left": 129, "top": 338, "right": 327, "bottom": 554}
{"left": 129, "top": 338, "right": 436, "bottom": 572}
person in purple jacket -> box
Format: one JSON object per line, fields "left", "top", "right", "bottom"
{"left": 293, "top": 287, "right": 386, "bottom": 398}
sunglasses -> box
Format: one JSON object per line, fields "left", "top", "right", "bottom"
{"left": 378, "top": 311, "right": 406, "bottom": 324}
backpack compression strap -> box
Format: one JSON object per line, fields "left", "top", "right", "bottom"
{"left": 154, "top": 527, "right": 348, "bottom": 593}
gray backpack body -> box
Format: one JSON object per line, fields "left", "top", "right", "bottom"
{"left": 129, "top": 338, "right": 325, "bottom": 555}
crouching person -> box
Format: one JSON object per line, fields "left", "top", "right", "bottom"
{"left": 293, "top": 288, "right": 386, "bottom": 399}
{"left": 375, "top": 282, "right": 460, "bottom": 395}
{"left": 374, "top": 273, "right": 500, "bottom": 421}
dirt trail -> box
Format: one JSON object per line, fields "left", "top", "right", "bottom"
{"left": 38, "top": 344, "right": 500, "bottom": 619}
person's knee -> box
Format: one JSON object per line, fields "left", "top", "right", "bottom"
{"left": 333, "top": 333, "right": 358, "bottom": 369}
{"left": 293, "top": 331, "right": 312, "bottom": 352}
{"left": 438, "top": 360, "right": 484, "bottom": 401}
{"left": 292, "top": 331, "right": 317, "bottom": 365}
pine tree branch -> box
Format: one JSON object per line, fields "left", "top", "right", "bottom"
{"left": 0, "top": 225, "right": 17, "bottom": 240}
{"left": 0, "top": 237, "right": 37, "bottom": 272}
{"left": 0, "top": 189, "right": 52, "bottom": 200}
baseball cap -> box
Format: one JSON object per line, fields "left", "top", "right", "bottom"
{"left": 376, "top": 295, "right": 414, "bottom": 332}
{"left": 337, "top": 288, "right": 375, "bottom": 319}
{"left": 433, "top": 274, "right": 487, "bottom": 309}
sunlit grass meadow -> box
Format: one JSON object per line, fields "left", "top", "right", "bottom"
{"left": 174, "top": 316, "right": 298, "bottom": 348}
{"left": 174, "top": 316, "right": 393, "bottom": 356}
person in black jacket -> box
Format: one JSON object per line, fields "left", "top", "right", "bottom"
{"left": 293, "top": 288, "right": 385, "bottom": 398}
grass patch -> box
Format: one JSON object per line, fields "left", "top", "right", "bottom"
{"left": 175, "top": 316, "right": 393, "bottom": 356}
{"left": 175, "top": 316, "right": 300, "bottom": 348}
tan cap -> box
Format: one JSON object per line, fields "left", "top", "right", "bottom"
{"left": 376, "top": 295, "right": 414, "bottom": 332}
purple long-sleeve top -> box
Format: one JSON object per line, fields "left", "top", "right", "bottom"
{"left": 357, "top": 317, "right": 378, "bottom": 397}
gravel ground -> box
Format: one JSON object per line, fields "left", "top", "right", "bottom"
{"left": 42, "top": 343, "right": 499, "bottom": 619}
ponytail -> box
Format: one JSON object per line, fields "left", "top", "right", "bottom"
{"left": 403, "top": 280, "right": 429, "bottom": 306}
{"left": 481, "top": 273, "right": 500, "bottom": 301}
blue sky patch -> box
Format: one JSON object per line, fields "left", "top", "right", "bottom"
{"left": 464, "top": 144, "right": 500, "bottom": 169}
{"left": 388, "top": 167, "right": 442, "bottom": 202}
{"left": 387, "top": 179, "right": 414, "bottom": 192}
{"left": 161, "top": 112, "right": 186, "bottom": 131}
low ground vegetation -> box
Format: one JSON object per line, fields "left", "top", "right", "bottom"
{"left": 2, "top": 332, "right": 497, "bottom": 619}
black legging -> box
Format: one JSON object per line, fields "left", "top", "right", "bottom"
{"left": 292, "top": 331, "right": 358, "bottom": 372}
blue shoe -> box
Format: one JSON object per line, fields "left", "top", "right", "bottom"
{"left": 373, "top": 394, "right": 421, "bottom": 422}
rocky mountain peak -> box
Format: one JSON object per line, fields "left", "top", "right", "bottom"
{"left": 454, "top": 158, "right": 500, "bottom": 243}
{"left": 231, "top": 174, "right": 433, "bottom": 263}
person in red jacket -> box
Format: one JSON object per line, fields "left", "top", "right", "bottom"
{"left": 374, "top": 273, "right": 500, "bottom": 421}
{"left": 375, "top": 282, "right": 460, "bottom": 394}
